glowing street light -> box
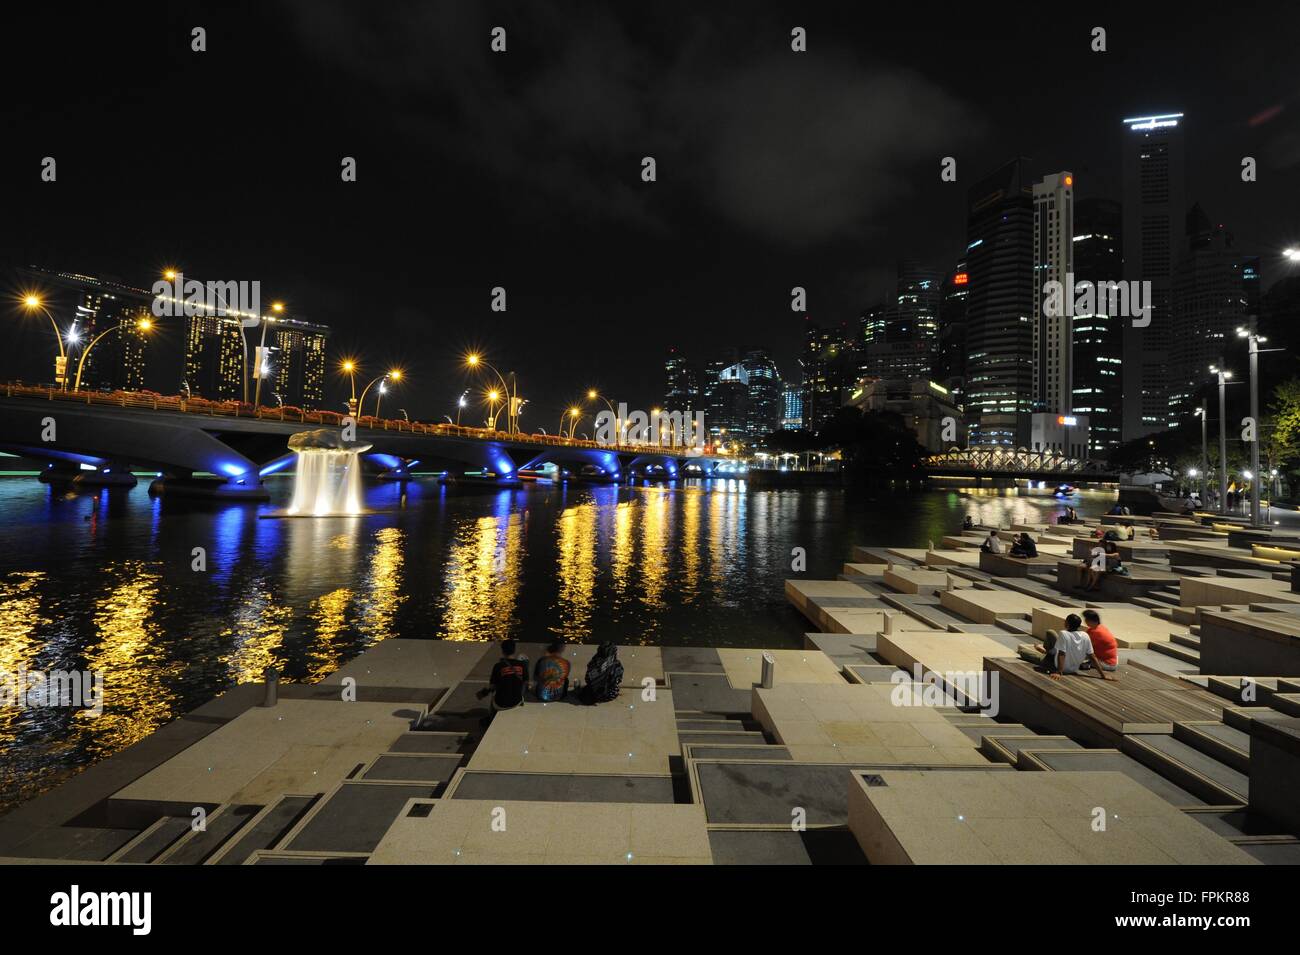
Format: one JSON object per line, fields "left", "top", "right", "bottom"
{"left": 340, "top": 360, "right": 359, "bottom": 415}
{"left": 358, "top": 369, "right": 403, "bottom": 418}
{"left": 19, "top": 293, "right": 69, "bottom": 389}
{"left": 466, "top": 353, "right": 518, "bottom": 435}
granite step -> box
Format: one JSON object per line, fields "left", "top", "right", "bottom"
{"left": 1173, "top": 721, "right": 1251, "bottom": 775}
{"left": 1170, "top": 632, "right": 1202, "bottom": 650}
{"left": 1121, "top": 733, "right": 1249, "bottom": 804}
{"left": 155, "top": 804, "right": 262, "bottom": 865}
{"left": 1149, "top": 640, "right": 1200, "bottom": 665}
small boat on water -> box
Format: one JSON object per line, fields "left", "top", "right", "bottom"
{"left": 1054, "top": 484, "right": 1075, "bottom": 496}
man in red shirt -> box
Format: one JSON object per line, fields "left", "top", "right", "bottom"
{"left": 1081, "top": 609, "right": 1119, "bottom": 672}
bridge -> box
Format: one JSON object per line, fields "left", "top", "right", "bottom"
{"left": 0, "top": 384, "right": 733, "bottom": 499}
{"left": 923, "top": 447, "right": 1120, "bottom": 483}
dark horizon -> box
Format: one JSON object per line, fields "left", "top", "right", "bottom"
{"left": 3, "top": 1, "right": 1298, "bottom": 425}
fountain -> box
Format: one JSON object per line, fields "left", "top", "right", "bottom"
{"left": 285, "top": 429, "right": 372, "bottom": 516}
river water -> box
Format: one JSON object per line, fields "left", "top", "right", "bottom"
{"left": 0, "top": 474, "right": 1115, "bottom": 812}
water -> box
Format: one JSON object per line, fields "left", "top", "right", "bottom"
{"left": 0, "top": 475, "right": 1114, "bottom": 812}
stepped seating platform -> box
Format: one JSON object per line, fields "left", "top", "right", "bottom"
{"left": 1029, "top": 605, "right": 1182, "bottom": 649}
{"left": 1198, "top": 610, "right": 1300, "bottom": 676}
{"left": 368, "top": 799, "right": 713, "bottom": 865}
{"left": 1013, "top": 748, "right": 1227, "bottom": 808}
{"left": 447, "top": 771, "right": 682, "bottom": 803}
{"left": 752, "top": 683, "right": 991, "bottom": 764}
{"left": 874, "top": 630, "right": 1016, "bottom": 705}
{"left": 1120, "top": 734, "right": 1249, "bottom": 804}
{"left": 1181, "top": 575, "right": 1300, "bottom": 609}
{"left": 938, "top": 588, "right": 1064, "bottom": 625}
{"left": 883, "top": 566, "right": 969, "bottom": 594}
{"left": 978, "top": 551, "right": 1059, "bottom": 577}
{"left": 850, "top": 545, "right": 918, "bottom": 566}
{"left": 886, "top": 547, "right": 980, "bottom": 569}
{"left": 689, "top": 758, "right": 1006, "bottom": 827}
{"left": 1054, "top": 561, "right": 1181, "bottom": 600}
{"left": 846, "top": 770, "right": 1255, "bottom": 865}
{"left": 803, "top": 632, "right": 877, "bottom": 665}
{"left": 986, "top": 657, "right": 1224, "bottom": 747}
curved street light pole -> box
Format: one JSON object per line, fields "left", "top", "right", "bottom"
{"left": 357, "top": 374, "right": 389, "bottom": 418}
{"left": 24, "top": 299, "right": 68, "bottom": 390}
{"left": 468, "top": 356, "right": 516, "bottom": 435}
{"left": 74, "top": 320, "right": 151, "bottom": 391}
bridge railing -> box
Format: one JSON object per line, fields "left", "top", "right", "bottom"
{"left": 923, "top": 446, "right": 1115, "bottom": 475}
{"left": 1, "top": 382, "right": 713, "bottom": 457}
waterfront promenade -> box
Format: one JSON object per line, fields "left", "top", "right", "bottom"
{"left": 2, "top": 507, "right": 1299, "bottom": 864}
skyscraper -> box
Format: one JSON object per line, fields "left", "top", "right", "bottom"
{"left": 184, "top": 313, "right": 246, "bottom": 401}
{"left": 964, "top": 159, "right": 1035, "bottom": 447}
{"left": 663, "top": 347, "right": 700, "bottom": 414}
{"left": 933, "top": 260, "right": 969, "bottom": 406}
{"left": 858, "top": 261, "right": 941, "bottom": 381}
{"left": 267, "top": 317, "right": 330, "bottom": 409}
{"left": 1071, "top": 198, "right": 1124, "bottom": 455}
{"left": 780, "top": 383, "right": 804, "bottom": 430}
{"left": 740, "top": 349, "right": 782, "bottom": 439}
{"left": 800, "top": 319, "right": 854, "bottom": 434}
{"left": 1033, "top": 171, "right": 1075, "bottom": 415}
{"left": 1121, "top": 111, "right": 1186, "bottom": 441}
{"left": 1168, "top": 206, "right": 1253, "bottom": 422}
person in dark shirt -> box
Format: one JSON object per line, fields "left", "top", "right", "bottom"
{"left": 1009, "top": 533, "right": 1038, "bottom": 558}
{"left": 578, "top": 642, "right": 624, "bottom": 705}
{"left": 533, "top": 639, "right": 571, "bottom": 702}
{"left": 478, "top": 639, "right": 529, "bottom": 713}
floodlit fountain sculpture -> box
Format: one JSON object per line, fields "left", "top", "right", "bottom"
{"left": 286, "top": 429, "right": 372, "bottom": 516}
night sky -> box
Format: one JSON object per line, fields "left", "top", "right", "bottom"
{"left": 3, "top": 1, "right": 1298, "bottom": 428}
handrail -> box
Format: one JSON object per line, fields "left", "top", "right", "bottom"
{"left": 0, "top": 382, "right": 708, "bottom": 456}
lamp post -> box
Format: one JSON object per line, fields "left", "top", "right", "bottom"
{"left": 341, "top": 360, "right": 359, "bottom": 416}
{"left": 73, "top": 318, "right": 153, "bottom": 391}
{"left": 485, "top": 389, "right": 502, "bottom": 430}
{"left": 358, "top": 370, "right": 401, "bottom": 419}
{"left": 1237, "top": 321, "right": 1284, "bottom": 526}
{"left": 588, "top": 389, "right": 618, "bottom": 443}
{"left": 251, "top": 302, "right": 284, "bottom": 410}
{"left": 1210, "top": 362, "right": 1233, "bottom": 515}
{"left": 456, "top": 391, "right": 468, "bottom": 426}
{"left": 467, "top": 354, "right": 516, "bottom": 435}
{"left": 1195, "top": 400, "right": 1208, "bottom": 505}
{"left": 22, "top": 295, "right": 69, "bottom": 390}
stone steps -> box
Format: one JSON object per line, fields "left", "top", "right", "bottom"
{"left": 1173, "top": 721, "right": 1251, "bottom": 775}
{"left": 1121, "top": 734, "right": 1249, "bottom": 804}
{"left": 1150, "top": 640, "right": 1201, "bottom": 665}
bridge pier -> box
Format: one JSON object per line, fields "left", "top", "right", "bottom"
{"left": 39, "top": 462, "right": 137, "bottom": 489}
{"left": 148, "top": 475, "right": 270, "bottom": 501}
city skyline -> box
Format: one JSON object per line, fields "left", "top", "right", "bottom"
{"left": 3, "top": 3, "right": 1297, "bottom": 433}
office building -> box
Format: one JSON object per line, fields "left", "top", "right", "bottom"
{"left": 1121, "top": 111, "right": 1186, "bottom": 441}
{"left": 267, "top": 317, "right": 330, "bottom": 410}
{"left": 847, "top": 378, "right": 964, "bottom": 454}
{"left": 1033, "top": 171, "right": 1075, "bottom": 415}
{"left": 1070, "top": 198, "right": 1124, "bottom": 455}
{"left": 184, "top": 313, "right": 246, "bottom": 401}
{"left": 964, "top": 159, "right": 1035, "bottom": 447}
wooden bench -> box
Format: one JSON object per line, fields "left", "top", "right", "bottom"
{"left": 985, "top": 656, "right": 1224, "bottom": 746}
{"left": 978, "top": 551, "right": 1058, "bottom": 578}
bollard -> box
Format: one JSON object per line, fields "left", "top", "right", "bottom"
{"left": 946, "top": 572, "right": 956, "bottom": 592}
{"left": 760, "top": 651, "right": 776, "bottom": 689}
{"left": 883, "top": 611, "right": 894, "bottom": 635}
{"left": 261, "top": 666, "right": 279, "bottom": 707}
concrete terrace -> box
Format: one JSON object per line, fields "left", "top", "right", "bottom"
{"left": 3, "top": 509, "right": 1300, "bottom": 864}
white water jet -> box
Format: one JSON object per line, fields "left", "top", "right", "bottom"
{"left": 286, "top": 430, "right": 372, "bottom": 516}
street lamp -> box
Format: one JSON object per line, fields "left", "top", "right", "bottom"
{"left": 340, "top": 360, "right": 359, "bottom": 415}
{"left": 588, "top": 389, "right": 618, "bottom": 443}
{"left": 1210, "top": 362, "right": 1235, "bottom": 515}
{"left": 467, "top": 354, "right": 518, "bottom": 435}
{"left": 1237, "top": 322, "right": 1284, "bottom": 526}
{"left": 485, "top": 389, "right": 502, "bottom": 430}
{"left": 358, "top": 370, "right": 402, "bottom": 419}
{"left": 1194, "top": 402, "right": 1208, "bottom": 506}
{"left": 455, "top": 390, "right": 469, "bottom": 426}
{"left": 251, "top": 302, "right": 285, "bottom": 410}
{"left": 561, "top": 406, "right": 582, "bottom": 439}
{"left": 73, "top": 318, "right": 153, "bottom": 391}
{"left": 20, "top": 294, "right": 69, "bottom": 390}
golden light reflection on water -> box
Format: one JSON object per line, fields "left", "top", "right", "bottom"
{"left": 218, "top": 585, "right": 295, "bottom": 684}
{"left": 554, "top": 500, "right": 598, "bottom": 639}
{"left": 0, "top": 571, "right": 52, "bottom": 739}
{"left": 83, "top": 561, "right": 177, "bottom": 757}
{"left": 440, "top": 511, "right": 523, "bottom": 640}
